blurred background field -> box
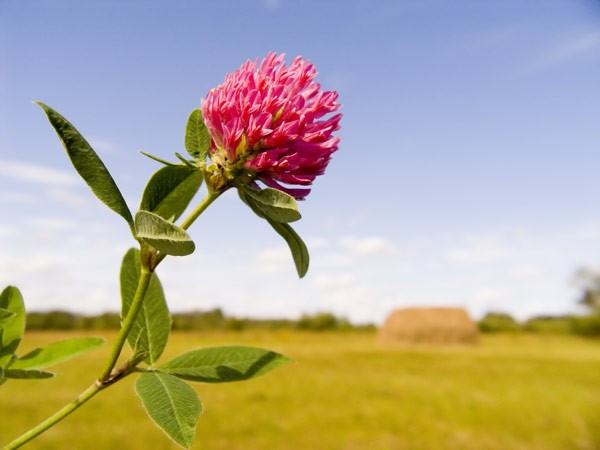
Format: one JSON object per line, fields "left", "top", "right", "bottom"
{"left": 2, "top": 330, "right": 599, "bottom": 450}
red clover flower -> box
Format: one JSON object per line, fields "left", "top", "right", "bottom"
{"left": 201, "top": 52, "right": 342, "bottom": 199}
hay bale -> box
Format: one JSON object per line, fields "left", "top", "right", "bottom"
{"left": 379, "top": 307, "right": 478, "bottom": 345}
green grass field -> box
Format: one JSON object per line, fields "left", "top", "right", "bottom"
{"left": 2, "top": 331, "right": 600, "bottom": 449}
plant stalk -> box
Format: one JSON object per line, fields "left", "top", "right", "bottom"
{"left": 3, "top": 190, "right": 222, "bottom": 449}
{"left": 99, "top": 268, "right": 153, "bottom": 381}
{"left": 2, "top": 382, "right": 101, "bottom": 450}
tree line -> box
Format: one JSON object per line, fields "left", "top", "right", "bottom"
{"left": 24, "top": 309, "right": 376, "bottom": 332}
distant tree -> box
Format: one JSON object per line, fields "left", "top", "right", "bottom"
{"left": 573, "top": 268, "right": 600, "bottom": 311}
{"left": 478, "top": 312, "right": 521, "bottom": 333}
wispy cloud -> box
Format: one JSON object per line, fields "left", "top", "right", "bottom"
{"left": 340, "top": 235, "right": 398, "bottom": 257}
{"left": 262, "top": 0, "right": 281, "bottom": 10}
{"left": 0, "top": 160, "right": 77, "bottom": 186}
{"left": 88, "top": 137, "right": 118, "bottom": 154}
{"left": 521, "top": 31, "right": 600, "bottom": 74}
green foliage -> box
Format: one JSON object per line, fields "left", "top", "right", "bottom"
{"left": 135, "top": 211, "right": 195, "bottom": 256}
{"left": 478, "top": 312, "right": 522, "bottom": 333}
{"left": 184, "top": 109, "right": 211, "bottom": 161}
{"left": 159, "top": 346, "right": 292, "bottom": 383}
{"left": 10, "top": 337, "right": 105, "bottom": 370}
{"left": 140, "top": 166, "right": 203, "bottom": 222}
{"left": 524, "top": 316, "right": 573, "bottom": 334}
{"left": 171, "top": 309, "right": 227, "bottom": 331}
{"left": 0, "top": 286, "right": 25, "bottom": 368}
{"left": 297, "top": 312, "right": 351, "bottom": 331}
{"left": 120, "top": 249, "right": 171, "bottom": 364}
{"left": 570, "top": 314, "right": 600, "bottom": 337}
{"left": 26, "top": 310, "right": 78, "bottom": 330}
{"left": 238, "top": 188, "right": 309, "bottom": 277}
{"left": 239, "top": 186, "right": 301, "bottom": 223}
{"left": 267, "top": 220, "right": 309, "bottom": 278}
{"left": 0, "top": 309, "right": 16, "bottom": 329}
{"left": 135, "top": 372, "right": 201, "bottom": 449}
{"left": 0, "top": 286, "right": 104, "bottom": 386}
{"left": 35, "top": 102, "right": 133, "bottom": 228}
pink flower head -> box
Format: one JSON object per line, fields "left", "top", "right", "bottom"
{"left": 201, "top": 53, "right": 342, "bottom": 199}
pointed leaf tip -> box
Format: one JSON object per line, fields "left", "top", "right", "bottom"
{"left": 160, "top": 345, "right": 292, "bottom": 383}
{"left": 136, "top": 372, "right": 201, "bottom": 448}
{"left": 35, "top": 102, "right": 133, "bottom": 227}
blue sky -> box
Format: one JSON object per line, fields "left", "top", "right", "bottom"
{"left": 1, "top": 0, "right": 600, "bottom": 323}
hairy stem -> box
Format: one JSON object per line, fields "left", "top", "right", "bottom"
{"left": 2, "top": 383, "right": 100, "bottom": 450}
{"left": 99, "top": 268, "right": 153, "bottom": 382}
{"left": 3, "top": 190, "right": 223, "bottom": 449}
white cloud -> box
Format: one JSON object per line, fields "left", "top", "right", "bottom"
{"left": 0, "top": 191, "right": 35, "bottom": 204}
{"left": 313, "top": 274, "right": 356, "bottom": 291}
{"left": 0, "top": 160, "right": 77, "bottom": 186}
{"left": 521, "top": 30, "right": 600, "bottom": 74}
{"left": 445, "top": 234, "right": 512, "bottom": 264}
{"left": 510, "top": 264, "right": 543, "bottom": 280}
{"left": 47, "top": 187, "right": 89, "bottom": 208}
{"left": 340, "top": 235, "right": 397, "bottom": 257}
{"left": 88, "top": 137, "right": 118, "bottom": 154}
{"left": 26, "top": 217, "right": 78, "bottom": 231}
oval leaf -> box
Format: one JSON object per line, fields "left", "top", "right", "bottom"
{"left": 35, "top": 102, "right": 133, "bottom": 227}
{"left": 140, "top": 165, "right": 203, "bottom": 221}
{"left": 135, "top": 372, "right": 201, "bottom": 449}
{"left": 184, "top": 109, "right": 210, "bottom": 161}
{"left": 135, "top": 211, "right": 195, "bottom": 256}
{"left": 267, "top": 220, "right": 309, "bottom": 278}
{"left": 0, "top": 286, "right": 25, "bottom": 368}
{"left": 160, "top": 346, "right": 292, "bottom": 383}
{"left": 240, "top": 186, "right": 301, "bottom": 223}
{"left": 10, "top": 337, "right": 105, "bottom": 370}
{"left": 121, "top": 248, "right": 171, "bottom": 364}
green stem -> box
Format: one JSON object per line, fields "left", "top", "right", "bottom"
{"left": 2, "top": 383, "right": 101, "bottom": 450}
{"left": 3, "top": 189, "right": 223, "bottom": 449}
{"left": 99, "top": 269, "right": 153, "bottom": 381}
{"left": 155, "top": 189, "right": 222, "bottom": 267}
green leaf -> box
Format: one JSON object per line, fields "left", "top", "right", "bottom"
{"left": 35, "top": 102, "right": 134, "bottom": 227}
{"left": 267, "top": 220, "right": 310, "bottom": 278}
{"left": 4, "top": 368, "right": 54, "bottom": 380}
{"left": 140, "top": 151, "right": 180, "bottom": 167}
{"left": 184, "top": 109, "right": 210, "bottom": 161}
{"left": 135, "top": 372, "right": 201, "bottom": 449}
{"left": 239, "top": 186, "right": 301, "bottom": 223}
{"left": 10, "top": 337, "right": 105, "bottom": 370}
{"left": 238, "top": 191, "right": 309, "bottom": 278}
{"left": 121, "top": 248, "right": 171, "bottom": 364}
{"left": 0, "top": 309, "right": 16, "bottom": 329}
{"left": 140, "top": 165, "right": 203, "bottom": 222}
{"left": 0, "top": 286, "right": 25, "bottom": 368}
{"left": 160, "top": 346, "right": 292, "bottom": 383}
{"left": 135, "top": 211, "right": 195, "bottom": 256}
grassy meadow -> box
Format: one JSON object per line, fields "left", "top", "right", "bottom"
{"left": 1, "top": 330, "right": 600, "bottom": 450}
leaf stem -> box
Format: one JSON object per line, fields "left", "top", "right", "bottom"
{"left": 2, "top": 189, "right": 223, "bottom": 449}
{"left": 155, "top": 189, "right": 222, "bottom": 267}
{"left": 99, "top": 268, "right": 153, "bottom": 382}
{"left": 1, "top": 382, "right": 101, "bottom": 450}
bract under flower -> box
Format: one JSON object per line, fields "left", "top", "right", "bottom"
{"left": 201, "top": 53, "right": 341, "bottom": 199}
